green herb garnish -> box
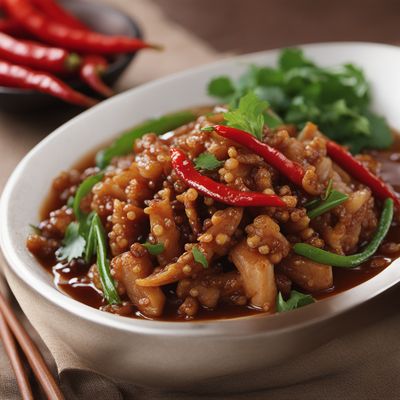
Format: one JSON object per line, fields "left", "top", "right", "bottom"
{"left": 194, "top": 152, "right": 223, "bottom": 171}
{"left": 305, "top": 179, "right": 334, "bottom": 208}
{"left": 192, "top": 246, "right": 208, "bottom": 268}
{"left": 208, "top": 48, "right": 392, "bottom": 153}
{"left": 142, "top": 242, "right": 165, "bottom": 256}
{"left": 307, "top": 190, "right": 349, "bottom": 219}
{"left": 207, "top": 76, "right": 236, "bottom": 99}
{"left": 57, "top": 174, "right": 104, "bottom": 263}
{"left": 224, "top": 91, "right": 268, "bottom": 140}
{"left": 277, "top": 290, "right": 315, "bottom": 312}
{"left": 56, "top": 222, "right": 86, "bottom": 262}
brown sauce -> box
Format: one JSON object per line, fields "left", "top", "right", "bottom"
{"left": 37, "top": 131, "right": 400, "bottom": 321}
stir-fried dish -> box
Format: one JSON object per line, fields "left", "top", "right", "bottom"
{"left": 27, "top": 49, "right": 400, "bottom": 320}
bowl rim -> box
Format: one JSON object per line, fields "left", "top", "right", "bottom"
{"left": 0, "top": 0, "right": 142, "bottom": 96}
{"left": 2, "top": 41, "right": 400, "bottom": 337}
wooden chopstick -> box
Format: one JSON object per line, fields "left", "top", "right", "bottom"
{"left": 0, "top": 308, "right": 33, "bottom": 400}
{"left": 0, "top": 292, "right": 64, "bottom": 400}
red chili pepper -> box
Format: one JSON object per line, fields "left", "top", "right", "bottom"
{"left": 213, "top": 125, "right": 305, "bottom": 186}
{"left": 326, "top": 140, "right": 400, "bottom": 207}
{"left": 0, "top": 18, "right": 27, "bottom": 37}
{"left": 28, "top": 1, "right": 114, "bottom": 97}
{"left": 0, "top": 32, "right": 81, "bottom": 74}
{"left": 0, "top": 60, "right": 97, "bottom": 107}
{"left": 30, "top": 0, "right": 87, "bottom": 30}
{"left": 80, "top": 55, "right": 114, "bottom": 98}
{"left": 3, "top": 0, "right": 161, "bottom": 54}
{"left": 170, "top": 147, "right": 286, "bottom": 207}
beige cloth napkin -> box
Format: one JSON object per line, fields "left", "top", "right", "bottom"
{"left": 1, "top": 1, "right": 400, "bottom": 399}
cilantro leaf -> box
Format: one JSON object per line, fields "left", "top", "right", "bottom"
{"left": 142, "top": 242, "right": 165, "bottom": 256}
{"left": 347, "top": 111, "right": 393, "bottom": 153}
{"left": 277, "top": 290, "right": 315, "bottom": 313}
{"left": 254, "top": 86, "right": 287, "bottom": 111}
{"left": 56, "top": 222, "right": 86, "bottom": 262}
{"left": 263, "top": 109, "right": 283, "bottom": 128}
{"left": 279, "top": 48, "right": 315, "bottom": 71}
{"left": 207, "top": 48, "right": 391, "bottom": 153}
{"left": 224, "top": 91, "right": 268, "bottom": 140}
{"left": 195, "top": 152, "right": 223, "bottom": 171}
{"left": 207, "top": 76, "right": 236, "bottom": 100}
{"left": 192, "top": 246, "right": 208, "bottom": 268}
{"left": 58, "top": 174, "right": 105, "bottom": 264}
{"left": 257, "top": 67, "right": 284, "bottom": 86}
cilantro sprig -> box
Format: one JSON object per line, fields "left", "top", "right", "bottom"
{"left": 57, "top": 174, "right": 102, "bottom": 262}
{"left": 194, "top": 152, "right": 223, "bottom": 171}
{"left": 224, "top": 91, "right": 268, "bottom": 140}
{"left": 208, "top": 48, "right": 392, "bottom": 153}
{"left": 277, "top": 290, "right": 315, "bottom": 313}
{"left": 56, "top": 222, "right": 85, "bottom": 262}
{"left": 56, "top": 173, "right": 121, "bottom": 305}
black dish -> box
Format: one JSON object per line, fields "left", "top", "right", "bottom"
{"left": 0, "top": 1, "right": 142, "bottom": 112}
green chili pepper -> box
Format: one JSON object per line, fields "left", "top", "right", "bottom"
{"left": 84, "top": 212, "right": 96, "bottom": 263}
{"left": 294, "top": 198, "right": 394, "bottom": 268}
{"left": 73, "top": 173, "right": 104, "bottom": 222}
{"left": 96, "top": 111, "right": 197, "bottom": 169}
{"left": 307, "top": 190, "right": 349, "bottom": 219}
{"left": 91, "top": 213, "right": 121, "bottom": 305}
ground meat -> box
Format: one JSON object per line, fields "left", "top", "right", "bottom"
{"left": 109, "top": 200, "right": 146, "bottom": 256}
{"left": 230, "top": 240, "right": 277, "bottom": 313}
{"left": 26, "top": 234, "right": 59, "bottom": 260}
{"left": 38, "top": 206, "right": 74, "bottom": 239}
{"left": 111, "top": 244, "right": 166, "bottom": 317}
{"left": 279, "top": 254, "right": 333, "bottom": 292}
{"left": 28, "top": 107, "right": 392, "bottom": 320}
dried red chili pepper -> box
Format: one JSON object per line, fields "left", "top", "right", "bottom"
{"left": 3, "top": 0, "right": 160, "bottom": 54}
{"left": 326, "top": 140, "right": 400, "bottom": 207}
{"left": 0, "top": 32, "right": 81, "bottom": 74}
{"left": 170, "top": 147, "right": 286, "bottom": 207}
{"left": 0, "top": 60, "right": 97, "bottom": 107}
{"left": 213, "top": 125, "right": 305, "bottom": 186}
{"left": 80, "top": 55, "right": 114, "bottom": 98}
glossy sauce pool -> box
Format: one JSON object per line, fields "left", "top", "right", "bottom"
{"left": 37, "top": 136, "right": 400, "bottom": 321}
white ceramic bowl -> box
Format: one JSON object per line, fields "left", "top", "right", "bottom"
{"left": 1, "top": 42, "right": 400, "bottom": 390}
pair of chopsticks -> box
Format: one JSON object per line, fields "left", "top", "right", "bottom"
{"left": 0, "top": 290, "right": 64, "bottom": 400}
